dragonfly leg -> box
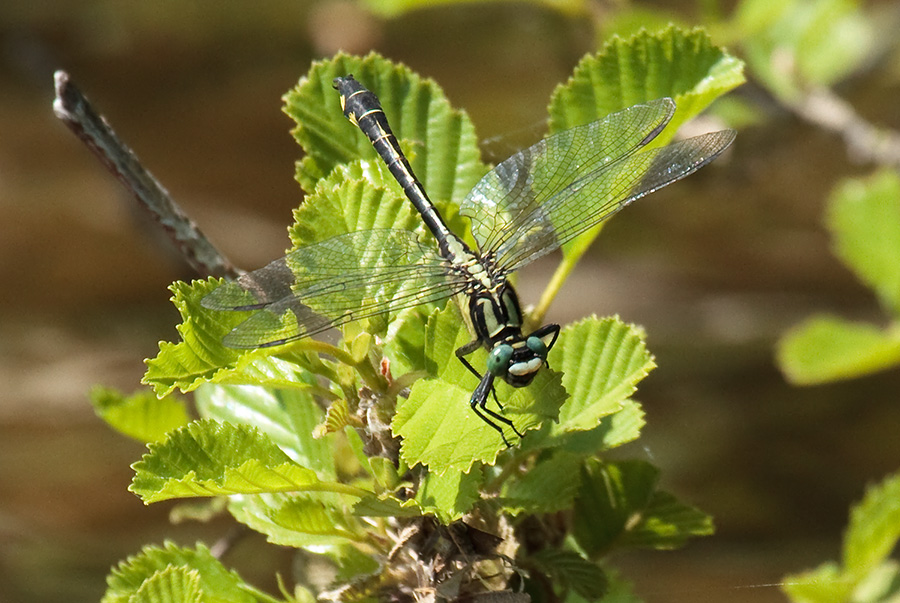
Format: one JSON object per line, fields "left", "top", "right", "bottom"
{"left": 455, "top": 340, "right": 484, "bottom": 380}
{"left": 471, "top": 403, "right": 512, "bottom": 448}
{"left": 529, "top": 323, "right": 561, "bottom": 369}
{"left": 471, "top": 372, "right": 523, "bottom": 447}
{"left": 455, "top": 339, "right": 508, "bottom": 408}
{"left": 458, "top": 342, "right": 512, "bottom": 420}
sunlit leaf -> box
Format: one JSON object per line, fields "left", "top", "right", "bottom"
{"left": 228, "top": 493, "right": 365, "bottom": 548}
{"left": 288, "top": 163, "right": 423, "bottom": 248}
{"left": 782, "top": 562, "right": 851, "bottom": 602}
{"left": 351, "top": 493, "right": 424, "bottom": 518}
{"left": 547, "top": 26, "right": 743, "bottom": 274}
{"left": 777, "top": 315, "right": 900, "bottom": 384}
{"left": 828, "top": 170, "right": 900, "bottom": 316}
{"left": 143, "top": 279, "right": 318, "bottom": 397}
{"left": 416, "top": 464, "right": 483, "bottom": 523}
{"left": 844, "top": 472, "right": 900, "bottom": 577}
{"left": 102, "top": 542, "right": 267, "bottom": 603}
{"left": 130, "top": 420, "right": 361, "bottom": 504}
{"left": 548, "top": 26, "right": 744, "bottom": 136}
{"left": 285, "top": 51, "right": 486, "bottom": 202}
{"left": 194, "top": 384, "right": 335, "bottom": 480}
{"left": 553, "top": 316, "right": 654, "bottom": 433}
{"left": 90, "top": 386, "right": 189, "bottom": 443}
{"left": 393, "top": 306, "right": 567, "bottom": 474}
{"left": 549, "top": 398, "right": 647, "bottom": 454}
{"left": 131, "top": 566, "right": 203, "bottom": 603}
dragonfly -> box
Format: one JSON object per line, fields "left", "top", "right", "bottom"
{"left": 202, "top": 75, "right": 736, "bottom": 445}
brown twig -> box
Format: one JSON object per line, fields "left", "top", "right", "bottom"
{"left": 789, "top": 86, "right": 900, "bottom": 169}
{"left": 52, "top": 70, "right": 240, "bottom": 279}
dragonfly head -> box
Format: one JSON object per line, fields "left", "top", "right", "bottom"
{"left": 486, "top": 328, "right": 557, "bottom": 387}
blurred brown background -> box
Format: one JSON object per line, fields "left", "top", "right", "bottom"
{"left": 1, "top": 1, "right": 899, "bottom": 602}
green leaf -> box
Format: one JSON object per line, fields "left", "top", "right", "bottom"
{"left": 782, "top": 562, "right": 851, "bottom": 603}
{"left": 828, "top": 170, "right": 900, "bottom": 316}
{"left": 416, "top": 465, "right": 483, "bottom": 523}
{"left": 552, "top": 316, "right": 654, "bottom": 434}
{"left": 572, "top": 459, "right": 711, "bottom": 557}
{"left": 499, "top": 450, "right": 583, "bottom": 515}
{"left": 737, "top": 0, "right": 874, "bottom": 99}
{"left": 393, "top": 305, "right": 567, "bottom": 474}
{"left": 522, "top": 316, "right": 652, "bottom": 454}
{"left": 844, "top": 472, "right": 900, "bottom": 578}
{"left": 103, "top": 542, "right": 271, "bottom": 603}
{"left": 322, "top": 544, "right": 384, "bottom": 585}
{"left": 777, "top": 315, "right": 900, "bottom": 384}
{"left": 143, "top": 279, "right": 318, "bottom": 397}
{"left": 131, "top": 566, "right": 204, "bottom": 603}
{"left": 621, "top": 490, "right": 714, "bottom": 549}
{"left": 548, "top": 26, "right": 744, "bottom": 136}
{"left": 288, "top": 162, "right": 423, "bottom": 248}
{"left": 782, "top": 473, "right": 900, "bottom": 603}
{"left": 572, "top": 459, "right": 658, "bottom": 557}
{"left": 851, "top": 561, "right": 900, "bottom": 603}
{"left": 384, "top": 305, "right": 439, "bottom": 377}
{"left": 90, "top": 386, "right": 189, "bottom": 442}
{"left": 143, "top": 278, "right": 244, "bottom": 396}
{"left": 527, "top": 549, "right": 608, "bottom": 600}
{"left": 284, "top": 51, "right": 486, "bottom": 201}
{"left": 368, "top": 456, "right": 401, "bottom": 491}
{"left": 194, "top": 384, "right": 336, "bottom": 481}
{"left": 130, "top": 419, "right": 365, "bottom": 503}
{"left": 228, "top": 493, "right": 366, "bottom": 547}
{"left": 352, "top": 493, "right": 424, "bottom": 518}
{"left": 548, "top": 398, "right": 647, "bottom": 457}
{"left": 593, "top": 398, "right": 646, "bottom": 450}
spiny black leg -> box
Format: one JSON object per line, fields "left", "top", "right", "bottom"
{"left": 489, "top": 383, "right": 502, "bottom": 408}
{"left": 530, "top": 323, "right": 561, "bottom": 370}
{"left": 471, "top": 372, "right": 523, "bottom": 447}
{"left": 470, "top": 402, "right": 512, "bottom": 448}
{"left": 532, "top": 323, "right": 561, "bottom": 348}
{"left": 455, "top": 342, "right": 483, "bottom": 381}
{"left": 478, "top": 398, "right": 524, "bottom": 441}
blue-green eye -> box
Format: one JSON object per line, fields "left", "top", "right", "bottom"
{"left": 487, "top": 344, "right": 514, "bottom": 376}
{"left": 526, "top": 335, "right": 548, "bottom": 358}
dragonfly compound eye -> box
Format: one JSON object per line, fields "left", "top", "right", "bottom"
{"left": 487, "top": 344, "right": 515, "bottom": 376}
{"left": 525, "top": 335, "right": 549, "bottom": 358}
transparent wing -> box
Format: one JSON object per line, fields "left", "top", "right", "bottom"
{"left": 202, "top": 228, "right": 463, "bottom": 348}
{"left": 461, "top": 99, "right": 674, "bottom": 256}
{"left": 497, "top": 129, "right": 736, "bottom": 272}
{"left": 460, "top": 97, "right": 734, "bottom": 271}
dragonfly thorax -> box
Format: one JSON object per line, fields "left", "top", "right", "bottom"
{"left": 463, "top": 281, "right": 560, "bottom": 388}
{"left": 465, "top": 281, "right": 523, "bottom": 342}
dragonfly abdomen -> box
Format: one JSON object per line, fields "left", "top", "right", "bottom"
{"left": 334, "top": 76, "right": 465, "bottom": 259}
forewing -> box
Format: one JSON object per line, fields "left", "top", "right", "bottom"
{"left": 497, "top": 127, "right": 736, "bottom": 271}
{"left": 461, "top": 98, "right": 675, "bottom": 258}
{"left": 201, "top": 229, "right": 460, "bottom": 348}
